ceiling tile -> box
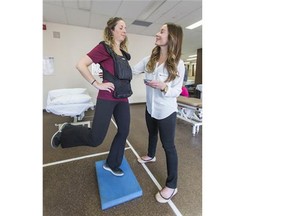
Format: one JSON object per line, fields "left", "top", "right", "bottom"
{"left": 65, "top": 7, "right": 90, "bottom": 27}
{"left": 90, "top": 1, "right": 121, "bottom": 16}
{"left": 43, "top": 3, "right": 67, "bottom": 24}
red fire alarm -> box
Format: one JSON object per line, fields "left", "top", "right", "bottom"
{"left": 43, "top": 24, "right": 47, "bottom": 30}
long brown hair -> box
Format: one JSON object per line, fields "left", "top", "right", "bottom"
{"left": 146, "top": 23, "right": 183, "bottom": 82}
{"left": 103, "top": 17, "right": 128, "bottom": 51}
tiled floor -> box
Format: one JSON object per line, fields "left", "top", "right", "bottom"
{"left": 43, "top": 104, "right": 202, "bottom": 216}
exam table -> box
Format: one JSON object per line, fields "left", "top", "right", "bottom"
{"left": 46, "top": 88, "right": 94, "bottom": 128}
{"left": 177, "top": 96, "right": 202, "bottom": 136}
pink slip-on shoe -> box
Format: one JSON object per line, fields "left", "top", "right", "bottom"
{"left": 155, "top": 188, "right": 178, "bottom": 203}
{"left": 137, "top": 156, "right": 156, "bottom": 164}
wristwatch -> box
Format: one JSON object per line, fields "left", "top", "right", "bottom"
{"left": 161, "top": 85, "right": 168, "bottom": 93}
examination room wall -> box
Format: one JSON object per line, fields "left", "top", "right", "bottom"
{"left": 43, "top": 22, "right": 155, "bottom": 108}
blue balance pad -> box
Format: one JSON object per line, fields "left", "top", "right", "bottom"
{"left": 95, "top": 157, "right": 143, "bottom": 210}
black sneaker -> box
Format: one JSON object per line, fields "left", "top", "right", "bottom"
{"left": 59, "top": 122, "right": 71, "bottom": 132}
{"left": 51, "top": 131, "right": 61, "bottom": 148}
{"left": 103, "top": 162, "right": 124, "bottom": 177}
{"left": 50, "top": 123, "right": 70, "bottom": 149}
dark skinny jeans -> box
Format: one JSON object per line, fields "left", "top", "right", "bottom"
{"left": 145, "top": 109, "right": 178, "bottom": 189}
{"left": 60, "top": 99, "right": 130, "bottom": 169}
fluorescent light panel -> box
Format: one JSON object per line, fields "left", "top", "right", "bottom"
{"left": 186, "top": 20, "right": 202, "bottom": 30}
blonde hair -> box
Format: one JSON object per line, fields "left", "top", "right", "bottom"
{"left": 146, "top": 23, "right": 183, "bottom": 82}
{"left": 103, "top": 17, "right": 128, "bottom": 52}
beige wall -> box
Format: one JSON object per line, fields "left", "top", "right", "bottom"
{"left": 43, "top": 22, "right": 155, "bottom": 108}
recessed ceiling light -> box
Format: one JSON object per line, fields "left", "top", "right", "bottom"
{"left": 186, "top": 20, "right": 202, "bottom": 30}
{"left": 187, "top": 58, "right": 197, "bottom": 61}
